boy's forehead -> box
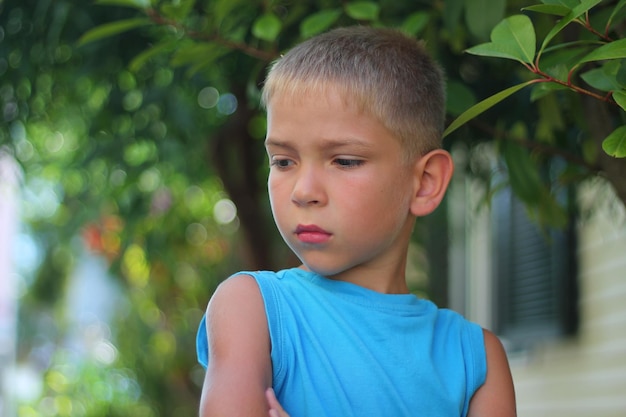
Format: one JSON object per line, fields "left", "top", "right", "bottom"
{"left": 266, "top": 83, "right": 367, "bottom": 115}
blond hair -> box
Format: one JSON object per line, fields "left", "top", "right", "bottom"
{"left": 261, "top": 26, "right": 446, "bottom": 159}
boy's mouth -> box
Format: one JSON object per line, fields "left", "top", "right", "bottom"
{"left": 295, "top": 224, "right": 331, "bottom": 244}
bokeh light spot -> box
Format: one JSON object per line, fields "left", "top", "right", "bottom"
{"left": 138, "top": 168, "right": 161, "bottom": 193}
{"left": 186, "top": 223, "right": 208, "bottom": 246}
{"left": 213, "top": 198, "right": 237, "bottom": 225}
{"left": 217, "top": 93, "right": 237, "bottom": 115}
{"left": 122, "top": 244, "right": 150, "bottom": 288}
{"left": 197, "top": 86, "right": 219, "bottom": 109}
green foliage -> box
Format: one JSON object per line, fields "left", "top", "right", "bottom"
{"left": 451, "top": 0, "right": 626, "bottom": 165}
{"left": 300, "top": 9, "right": 342, "bottom": 38}
{"left": 464, "top": 15, "right": 536, "bottom": 65}
{"left": 78, "top": 18, "right": 152, "bottom": 46}
{"left": 465, "top": 0, "right": 506, "bottom": 40}
{"left": 252, "top": 13, "right": 282, "bottom": 42}
{"left": 603, "top": 126, "right": 626, "bottom": 157}
{"left": 444, "top": 81, "right": 537, "bottom": 137}
{"left": 344, "top": 1, "right": 380, "bottom": 21}
{"left": 95, "top": 0, "right": 152, "bottom": 8}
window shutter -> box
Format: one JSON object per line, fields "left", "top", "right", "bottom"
{"left": 492, "top": 187, "right": 578, "bottom": 347}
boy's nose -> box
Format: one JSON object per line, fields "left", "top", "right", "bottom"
{"left": 291, "top": 166, "right": 326, "bottom": 206}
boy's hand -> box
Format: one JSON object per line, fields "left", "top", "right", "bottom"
{"left": 266, "top": 388, "right": 290, "bottom": 417}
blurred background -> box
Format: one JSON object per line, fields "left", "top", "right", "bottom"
{"left": 1, "top": 0, "right": 625, "bottom": 416}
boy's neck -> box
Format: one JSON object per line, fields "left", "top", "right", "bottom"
{"left": 299, "top": 264, "right": 411, "bottom": 294}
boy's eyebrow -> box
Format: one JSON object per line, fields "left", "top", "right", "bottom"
{"left": 264, "top": 137, "right": 375, "bottom": 151}
{"left": 264, "top": 138, "right": 293, "bottom": 149}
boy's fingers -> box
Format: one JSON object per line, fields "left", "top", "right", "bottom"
{"left": 265, "top": 388, "right": 279, "bottom": 408}
{"left": 266, "top": 388, "right": 289, "bottom": 417}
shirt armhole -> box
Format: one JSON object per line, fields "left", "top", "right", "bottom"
{"left": 244, "top": 271, "right": 286, "bottom": 390}
{"left": 462, "top": 323, "right": 488, "bottom": 417}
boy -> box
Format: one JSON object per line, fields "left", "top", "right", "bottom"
{"left": 197, "top": 26, "right": 516, "bottom": 417}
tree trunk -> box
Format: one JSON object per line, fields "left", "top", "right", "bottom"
{"left": 209, "top": 84, "right": 281, "bottom": 271}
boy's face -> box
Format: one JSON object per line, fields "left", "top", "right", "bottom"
{"left": 265, "top": 89, "right": 418, "bottom": 280}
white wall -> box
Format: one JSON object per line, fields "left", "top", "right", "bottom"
{"left": 448, "top": 150, "right": 626, "bottom": 416}
{"left": 511, "top": 179, "right": 626, "bottom": 417}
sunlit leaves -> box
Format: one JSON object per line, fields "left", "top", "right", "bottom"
{"left": 122, "top": 244, "right": 151, "bottom": 288}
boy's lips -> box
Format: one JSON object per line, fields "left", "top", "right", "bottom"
{"left": 295, "top": 224, "right": 332, "bottom": 244}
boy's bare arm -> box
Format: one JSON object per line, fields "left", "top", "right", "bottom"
{"left": 199, "top": 274, "right": 272, "bottom": 417}
{"left": 467, "top": 329, "right": 517, "bottom": 417}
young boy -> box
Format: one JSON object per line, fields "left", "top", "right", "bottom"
{"left": 196, "top": 26, "right": 516, "bottom": 417}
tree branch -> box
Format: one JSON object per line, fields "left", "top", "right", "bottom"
{"left": 469, "top": 119, "right": 601, "bottom": 174}
{"left": 145, "top": 8, "right": 279, "bottom": 62}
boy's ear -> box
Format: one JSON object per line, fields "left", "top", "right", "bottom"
{"left": 410, "top": 149, "right": 454, "bottom": 217}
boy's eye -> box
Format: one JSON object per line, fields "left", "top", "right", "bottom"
{"left": 335, "top": 158, "right": 363, "bottom": 168}
{"left": 270, "top": 158, "right": 293, "bottom": 168}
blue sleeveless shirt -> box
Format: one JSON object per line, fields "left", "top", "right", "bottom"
{"left": 197, "top": 268, "right": 486, "bottom": 416}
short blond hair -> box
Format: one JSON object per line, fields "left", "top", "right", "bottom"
{"left": 261, "top": 26, "right": 445, "bottom": 159}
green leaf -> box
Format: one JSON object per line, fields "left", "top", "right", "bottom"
{"left": 78, "top": 18, "right": 152, "bottom": 46}
{"left": 443, "top": 0, "right": 464, "bottom": 32}
{"left": 541, "top": 0, "right": 580, "bottom": 8}
{"left": 613, "top": 90, "right": 626, "bottom": 111}
{"left": 523, "top": 4, "right": 571, "bottom": 16}
{"left": 443, "top": 80, "right": 536, "bottom": 137}
{"left": 446, "top": 80, "right": 476, "bottom": 116}
{"left": 502, "top": 140, "right": 545, "bottom": 204}
{"left": 529, "top": 81, "right": 567, "bottom": 101}
{"left": 578, "top": 39, "right": 626, "bottom": 64}
{"left": 161, "top": 0, "right": 196, "bottom": 20}
{"left": 539, "top": 0, "right": 603, "bottom": 55}
{"left": 580, "top": 62, "right": 623, "bottom": 91}
{"left": 185, "top": 47, "right": 231, "bottom": 77}
{"left": 95, "top": 0, "right": 151, "bottom": 9}
{"left": 252, "top": 13, "right": 282, "bottom": 42}
{"left": 465, "top": 15, "right": 536, "bottom": 65}
{"left": 345, "top": 1, "right": 380, "bottom": 21}
{"left": 300, "top": 9, "right": 342, "bottom": 38}
{"left": 540, "top": 42, "right": 596, "bottom": 70}
{"left": 129, "top": 40, "right": 177, "bottom": 73}
{"left": 400, "top": 11, "right": 430, "bottom": 37}
{"left": 602, "top": 125, "right": 626, "bottom": 157}
{"left": 465, "top": 0, "right": 506, "bottom": 41}
{"left": 170, "top": 42, "right": 228, "bottom": 67}
{"left": 607, "top": 0, "right": 626, "bottom": 30}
